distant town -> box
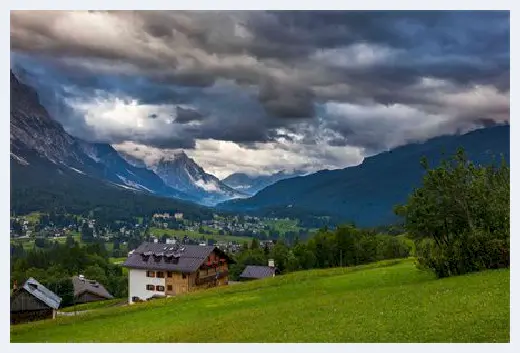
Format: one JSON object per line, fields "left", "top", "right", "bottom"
{"left": 10, "top": 211, "right": 308, "bottom": 256}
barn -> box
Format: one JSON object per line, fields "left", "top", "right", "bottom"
{"left": 10, "top": 277, "right": 61, "bottom": 325}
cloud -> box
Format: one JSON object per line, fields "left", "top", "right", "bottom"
{"left": 175, "top": 106, "right": 204, "bottom": 124}
{"left": 114, "top": 138, "right": 364, "bottom": 180}
{"left": 10, "top": 10, "right": 510, "bottom": 175}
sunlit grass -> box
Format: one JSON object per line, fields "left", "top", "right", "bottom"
{"left": 10, "top": 258, "right": 509, "bottom": 343}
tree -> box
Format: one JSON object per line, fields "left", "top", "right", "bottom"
{"left": 251, "top": 238, "right": 260, "bottom": 250}
{"left": 34, "top": 237, "right": 47, "bottom": 249}
{"left": 84, "top": 265, "right": 108, "bottom": 286}
{"left": 65, "top": 235, "right": 75, "bottom": 248}
{"left": 46, "top": 278, "right": 74, "bottom": 307}
{"left": 263, "top": 243, "right": 270, "bottom": 256}
{"left": 81, "top": 222, "right": 94, "bottom": 242}
{"left": 271, "top": 242, "right": 289, "bottom": 273}
{"left": 395, "top": 149, "right": 509, "bottom": 277}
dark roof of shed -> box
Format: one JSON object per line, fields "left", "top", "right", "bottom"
{"left": 122, "top": 242, "right": 234, "bottom": 273}
{"left": 239, "top": 265, "right": 276, "bottom": 279}
{"left": 72, "top": 276, "right": 113, "bottom": 299}
{"left": 19, "top": 277, "right": 61, "bottom": 309}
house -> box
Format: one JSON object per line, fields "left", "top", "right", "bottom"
{"left": 174, "top": 213, "right": 184, "bottom": 220}
{"left": 122, "top": 242, "right": 235, "bottom": 304}
{"left": 239, "top": 259, "right": 278, "bottom": 281}
{"left": 72, "top": 275, "right": 114, "bottom": 304}
{"left": 10, "top": 277, "right": 61, "bottom": 325}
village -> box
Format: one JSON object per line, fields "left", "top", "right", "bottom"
{"left": 10, "top": 211, "right": 300, "bottom": 256}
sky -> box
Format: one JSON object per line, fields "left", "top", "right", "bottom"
{"left": 10, "top": 10, "right": 510, "bottom": 179}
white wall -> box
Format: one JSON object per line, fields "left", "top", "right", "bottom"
{"left": 128, "top": 269, "right": 166, "bottom": 304}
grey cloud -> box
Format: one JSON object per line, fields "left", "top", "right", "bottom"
{"left": 10, "top": 10, "right": 510, "bottom": 171}
{"left": 175, "top": 106, "right": 204, "bottom": 124}
{"left": 259, "top": 78, "right": 315, "bottom": 118}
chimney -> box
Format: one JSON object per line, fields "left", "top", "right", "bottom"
{"left": 268, "top": 259, "right": 275, "bottom": 268}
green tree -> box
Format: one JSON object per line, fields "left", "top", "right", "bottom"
{"left": 271, "top": 242, "right": 289, "bottom": 273}
{"left": 250, "top": 238, "right": 260, "bottom": 250}
{"left": 65, "top": 235, "right": 75, "bottom": 248}
{"left": 83, "top": 265, "right": 108, "bottom": 285}
{"left": 395, "top": 149, "right": 509, "bottom": 277}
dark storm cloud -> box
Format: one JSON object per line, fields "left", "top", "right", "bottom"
{"left": 10, "top": 10, "right": 510, "bottom": 165}
{"left": 258, "top": 78, "right": 316, "bottom": 118}
{"left": 175, "top": 106, "right": 204, "bottom": 124}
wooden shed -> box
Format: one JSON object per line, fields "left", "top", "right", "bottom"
{"left": 10, "top": 277, "right": 61, "bottom": 325}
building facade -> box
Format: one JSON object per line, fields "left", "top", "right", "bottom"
{"left": 123, "top": 242, "right": 234, "bottom": 304}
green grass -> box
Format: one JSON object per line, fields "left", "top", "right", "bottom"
{"left": 60, "top": 299, "right": 126, "bottom": 313}
{"left": 10, "top": 258, "right": 509, "bottom": 343}
{"left": 109, "top": 257, "right": 126, "bottom": 265}
{"left": 149, "top": 227, "right": 252, "bottom": 244}
{"left": 264, "top": 218, "right": 301, "bottom": 233}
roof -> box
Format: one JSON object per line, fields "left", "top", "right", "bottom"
{"left": 239, "top": 265, "right": 276, "bottom": 279}
{"left": 72, "top": 276, "right": 113, "bottom": 299}
{"left": 21, "top": 277, "right": 61, "bottom": 309}
{"left": 122, "top": 242, "right": 235, "bottom": 273}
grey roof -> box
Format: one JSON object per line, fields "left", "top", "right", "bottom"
{"left": 72, "top": 276, "right": 113, "bottom": 299}
{"left": 22, "top": 277, "right": 61, "bottom": 309}
{"left": 240, "top": 265, "right": 276, "bottom": 279}
{"left": 122, "top": 242, "right": 234, "bottom": 273}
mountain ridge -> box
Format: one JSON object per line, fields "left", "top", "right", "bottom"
{"left": 10, "top": 70, "right": 243, "bottom": 206}
{"left": 222, "top": 170, "right": 306, "bottom": 196}
{"left": 219, "top": 124, "right": 510, "bottom": 226}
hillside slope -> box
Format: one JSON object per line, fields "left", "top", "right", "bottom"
{"left": 10, "top": 73, "right": 211, "bottom": 217}
{"left": 220, "top": 125, "right": 510, "bottom": 226}
{"left": 10, "top": 259, "right": 509, "bottom": 343}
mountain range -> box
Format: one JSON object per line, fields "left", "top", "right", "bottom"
{"left": 119, "top": 151, "right": 247, "bottom": 205}
{"left": 10, "top": 70, "right": 244, "bottom": 211}
{"left": 10, "top": 70, "right": 510, "bottom": 227}
{"left": 222, "top": 170, "right": 306, "bottom": 196}
{"left": 219, "top": 125, "right": 510, "bottom": 227}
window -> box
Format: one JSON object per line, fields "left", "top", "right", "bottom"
{"left": 182, "top": 274, "right": 187, "bottom": 279}
{"left": 146, "top": 271, "right": 155, "bottom": 278}
{"left": 146, "top": 284, "right": 154, "bottom": 291}
{"left": 167, "top": 271, "right": 173, "bottom": 278}
{"left": 156, "top": 271, "right": 165, "bottom": 278}
{"left": 167, "top": 285, "right": 173, "bottom": 291}
{"left": 156, "top": 285, "right": 165, "bottom": 291}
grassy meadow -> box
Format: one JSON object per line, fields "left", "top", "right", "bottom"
{"left": 10, "top": 258, "right": 509, "bottom": 343}
{"left": 60, "top": 298, "right": 126, "bottom": 313}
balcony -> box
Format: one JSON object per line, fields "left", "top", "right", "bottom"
{"left": 195, "top": 270, "right": 229, "bottom": 286}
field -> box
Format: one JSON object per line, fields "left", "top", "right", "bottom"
{"left": 148, "top": 227, "right": 252, "bottom": 244}
{"left": 60, "top": 299, "right": 126, "bottom": 313}
{"left": 263, "top": 218, "right": 301, "bottom": 233}
{"left": 10, "top": 234, "right": 82, "bottom": 250}
{"left": 10, "top": 258, "right": 510, "bottom": 343}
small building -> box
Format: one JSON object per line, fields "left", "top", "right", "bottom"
{"left": 174, "top": 213, "right": 184, "bottom": 220}
{"left": 123, "top": 242, "right": 235, "bottom": 304}
{"left": 10, "top": 277, "right": 61, "bottom": 325}
{"left": 72, "top": 275, "right": 114, "bottom": 304}
{"left": 239, "top": 259, "right": 278, "bottom": 281}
